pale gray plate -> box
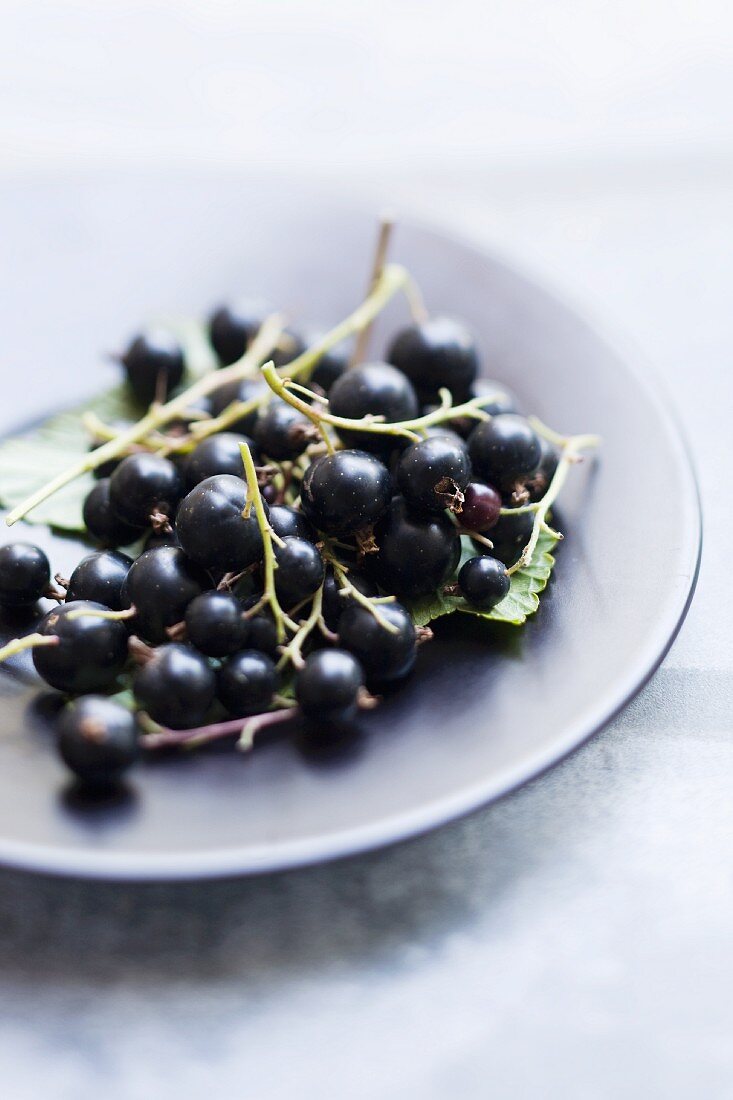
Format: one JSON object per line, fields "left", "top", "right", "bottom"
{"left": 0, "top": 175, "right": 701, "bottom": 880}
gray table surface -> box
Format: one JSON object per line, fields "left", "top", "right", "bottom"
{"left": 0, "top": 163, "right": 729, "bottom": 1100}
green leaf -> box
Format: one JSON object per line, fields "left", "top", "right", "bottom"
{"left": 0, "top": 385, "right": 143, "bottom": 532}
{"left": 407, "top": 527, "right": 558, "bottom": 628}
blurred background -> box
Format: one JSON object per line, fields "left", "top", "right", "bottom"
{"left": 1, "top": 2, "right": 731, "bottom": 1098}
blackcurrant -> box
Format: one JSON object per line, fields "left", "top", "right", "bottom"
{"left": 526, "top": 438, "right": 560, "bottom": 502}
{"left": 122, "top": 546, "right": 209, "bottom": 644}
{"left": 176, "top": 474, "right": 265, "bottom": 572}
{"left": 217, "top": 650, "right": 278, "bottom": 717}
{"left": 273, "top": 537, "right": 324, "bottom": 609}
{"left": 373, "top": 497, "right": 460, "bottom": 598}
{"left": 460, "top": 481, "right": 502, "bottom": 532}
{"left": 338, "top": 601, "right": 417, "bottom": 686}
{"left": 328, "top": 362, "right": 419, "bottom": 454}
{"left": 182, "top": 432, "right": 257, "bottom": 489}
{"left": 120, "top": 330, "right": 184, "bottom": 406}
{"left": 396, "top": 436, "right": 471, "bottom": 515}
{"left": 134, "top": 644, "right": 216, "bottom": 730}
{"left": 468, "top": 414, "right": 542, "bottom": 491}
{"left": 65, "top": 550, "right": 133, "bottom": 611}
{"left": 271, "top": 327, "right": 306, "bottom": 369}
{"left": 33, "top": 601, "right": 129, "bottom": 692}
{"left": 109, "top": 453, "right": 184, "bottom": 530}
{"left": 388, "top": 316, "right": 479, "bottom": 402}
{"left": 0, "top": 542, "right": 50, "bottom": 607}
{"left": 83, "top": 479, "right": 140, "bottom": 547}
{"left": 253, "top": 400, "right": 312, "bottom": 461}
{"left": 268, "top": 504, "right": 317, "bottom": 544}
{"left": 306, "top": 333, "right": 352, "bottom": 394}
{"left": 209, "top": 377, "right": 268, "bottom": 435}
{"left": 56, "top": 696, "right": 139, "bottom": 786}
{"left": 184, "top": 591, "right": 249, "bottom": 657}
{"left": 300, "top": 450, "right": 392, "bottom": 536}
{"left": 165, "top": 393, "right": 213, "bottom": 435}
{"left": 458, "top": 555, "right": 510, "bottom": 609}
{"left": 241, "top": 594, "right": 279, "bottom": 657}
{"left": 486, "top": 510, "right": 535, "bottom": 567}
{"left": 321, "top": 567, "right": 377, "bottom": 631}
{"left": 209, "top": 299, "right": 271, "bottom": 365}
{"left": 442, "top": 379, "right": 518, "bottom": 439}
{"left": 296, "top": 649, "right": 365, "bottom": 722}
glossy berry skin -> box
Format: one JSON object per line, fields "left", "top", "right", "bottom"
{"left": 185, "top": 591, "right": 249, "bottom": 658}
{"left": 338, "top": 601, "right": 417, "bottom": 686}
{"left": 301, "top": 450, "right": 392, "bottom": 536}
{"left": 176, "top": 474, "right": 265, "bottom": 572}
{"left": 396, "top": 436, "right": 471, "bottom": 515}
{"left": 65, "top": 550, "right": 133, "bottom": 611}
{"left": 0, "top": 542, "right": 50, "bottom": 607}
{"left": 209, "top": 378, "right": 268, "bottom": 435}
{"left": 458, "top": 555, "right": 510, "bottom": 610}
{"left": 182, "top": 432, "right": 257, "bottom": 489}
{"left": 241, "top": 595, "right": 279, "bottom": 657}
{"left": 485, "top": 510, "right": 535, "bottom": 567}
{"left": 109, "top": 453, "right": 184, "bottom": 529}
{"left": 254, "top": 400, "right": 311, "bottom": 461}
{"left": 208, "top": 299, "right": 271, "bottom": 365}
{"left": 468, "top": 414, "right": 542, "bottom": 490}
{"left": 122, "top": 546, "right": 209, "bottom": 644}
{"left": 460, "top": 481, "right": 502, "bottom": 532}
{"left": 57, "top": 696, "right": 139, "bottom": 786}
{"left": 33, "top": 601, "right": 129, "bottom": 693}
{"left": 273, "top": 537, "right": 325, "bottom": 609}
{"left": 328, "top": 362, "right": 419, "bottom": 454}
{"left": 321, "top": 567, "right": 377, "bottom": 632}
{"left": 121, "top": 330, "right": 184, "bottom": 406}
{"left": 134, "top": 644, "right": 216, "bottom": 730}
{"left": 373, "top": 497, "right": 460, "bottom": 599}
{"left": 83, "top": 479, "right": 140, "bottom": 547}
{"left": 268, "top": 505, "right": 317, "bottom": 544}
{"left": 296, "top": 649, "right": 365, "bottom": 723}
{"left": 526, "top": 439, "right": 560, "bottom": 503}
{"left": 217, "top": 650, "right": 277, "bottom": 717}
{"left": 388, "top": 316, "right": 479, "bottom": 402}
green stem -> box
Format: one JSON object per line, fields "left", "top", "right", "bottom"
{"left": 239, "top": 442, "right": 290, "bottom": 644}
{"left": 323, "top": 547, "right": 399, "bottom": 634}
{"left": 5, "top": 316, "right": 284, "bottom": 526}
{"left": 277, "top": 585, "right": 324, "bottom": 671}
{"left": 0, "top": 633, "right": 58, "bottom": 664}
{"left": 506, "top": 432, "right": 600, "bottom": 575}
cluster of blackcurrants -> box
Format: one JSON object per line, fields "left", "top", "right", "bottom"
{"left": 0, "top": 297, "right": 557, "bottom": 789}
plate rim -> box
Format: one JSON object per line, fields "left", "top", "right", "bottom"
{"left": 0, "top": 204, "right": 702, "bottom": 881}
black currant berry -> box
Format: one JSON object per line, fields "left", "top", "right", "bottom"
{"left": 217, "top": 650, "right": 278, "bottom": 717}
{"left": 165, "top": 393, "right": 213, "bottom": 435}
{"left": 176, "top": 474, "right": 265, "bottom": 572}
{"left": 0, "top": 542, "right": 50, "bottom": 607}
{"left": 56, "top": 696, "right": 139, "bottom": 786}
{"left": 328, "top": 363, "right": 419, "bottom": 454}
{"left": 373, "top": 497, "right": 460, "bottom": 599}
{"left": 468, "top": 414, "right": 542, "bottom": 491}
{"left": 253, "top": 400, "right": 312, "bottom": 461}
{"left": 120, "top": 330, "right": 184, "bottom": 405}
{"left": 396, "top": 436, "right": 471, "bottom": 515}
{"left": 338, "top": 601, "right": 417, "bottom": 686}
{"left": 460, "top": 481, "right": 502, "bottom": 532}
{"left": 388, "top": 316, "right": 479, "bottom": 402}
{"left": 109, "top": 453, "right": 184, "bottom": 530}
{"left": 271, "top": 328, "right": 306, "bottom": 369}
{"left": 321, "top": 567, "right": 378, "bottom": 632}
{"left": 83, "top": 479, "right": 141, "bottom": 547}
{"left": 273, "top": 537, "right": 324, "bottom": 609}
{"left": 268, "top": 505, "right": 317, "bottom": 544}
{"left": 184, "top": 591, "right": 249, "bottom": 657}
{"left": 486, "top": 510, "right": 535, "bottom": 567}
{"left": 182, "top": 432, "right": 257, "bottom": 489}
{"left": 134, "top": 644, "right": 216, "bottom": 730}
{"left": 301, "top": 450, "right": 392, "bottom": 536}
{"left": 65, "top": 550, "right": 133, "bottom": 611}
{"left": 526, "top": 438, "right": 560, "bottom": 502}
{"left": 122, "top": 546, "right": 209, "bottom": 644}
{"left": 33, "top": 601, "right": 129, "bottom": 692}
{"left": 296, "top": 649, "right": 365, "bottom": 723}
{"left": 209, "top": 299, "right": 271, "bottom": 365}
{"left": 209, "top": 378, "right": 268, "bottom": 435}
{"left": 241, "top": 594, "right": 279, "bottom": 657}
{"left": 439, "top": 379, "right": 519, "bottom": 439}
{"left": 458, "top": 556, "right": 510, "bottom": 610}
{"left": 307, "top": 333, "right": 351, "bottom": 394}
